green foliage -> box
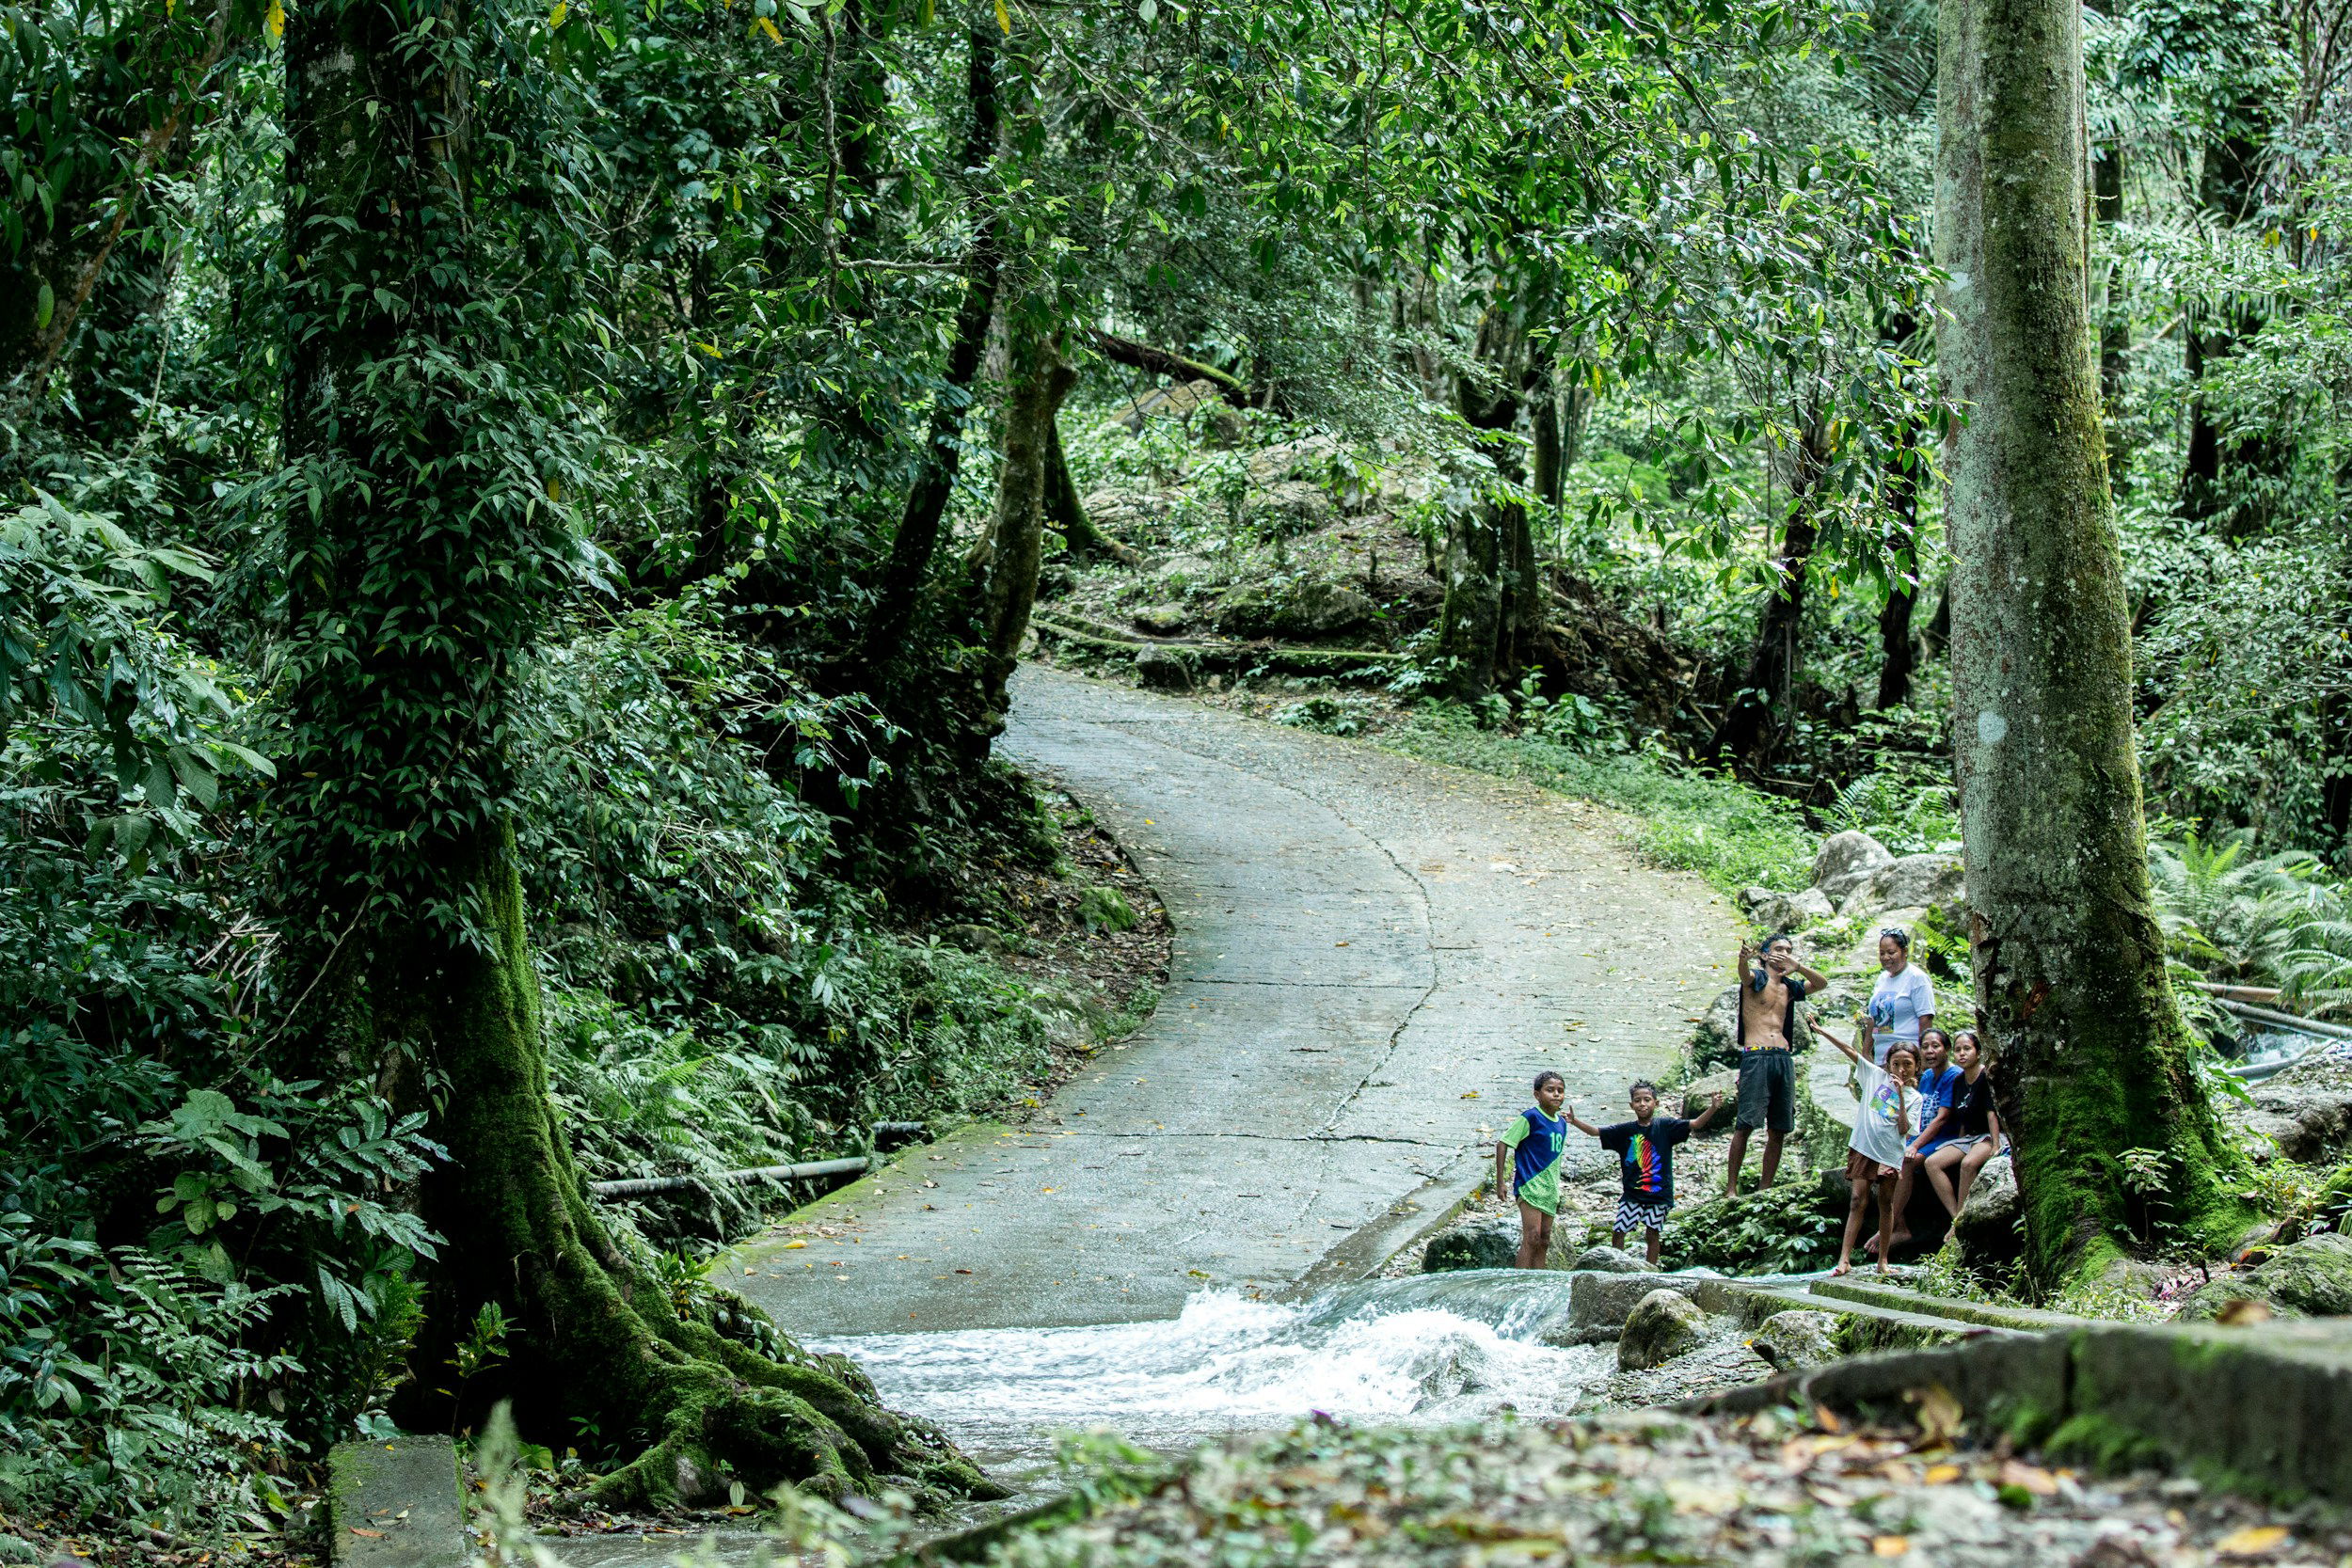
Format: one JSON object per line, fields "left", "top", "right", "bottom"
{"left": 1078, "top": 885, "right": 1137, "bottom": 934}
{"left": 1660, "top": 1182, "right": 1843, "bottom": 1274}
{"left": 1384, "top": 715, "right": 1817, "bottom": 895}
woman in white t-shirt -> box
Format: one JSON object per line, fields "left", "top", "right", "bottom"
{"left": 1820, "top": 1023, "right": 1918, "bottom": 1276}
{"left": 1861, "top": 927, "right": 1937, "bottom": 1067}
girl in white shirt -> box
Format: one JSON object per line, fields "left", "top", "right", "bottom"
{"left": 1820, "top": 1024, "right": 1917, "bottom": 1276}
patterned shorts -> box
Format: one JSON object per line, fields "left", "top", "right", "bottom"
{"left": 1614, "top": 1197, "right": 1672, "bottom": 1234}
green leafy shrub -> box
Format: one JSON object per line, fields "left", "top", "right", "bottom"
{"left": 1659, "top": 1180, "right": 1844, "bottom": 1274}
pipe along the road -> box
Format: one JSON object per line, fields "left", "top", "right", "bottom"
{"left": 587, "top": 1122, "right": 927, "bottom": 1201}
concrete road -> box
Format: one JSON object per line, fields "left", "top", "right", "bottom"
{"left": 729, "top": 668, "right": 1737, "bottom": 1336}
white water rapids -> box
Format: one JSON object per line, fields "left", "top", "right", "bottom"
{"left": 812, "top": 1270, "right": 1614, "bottom": 1464}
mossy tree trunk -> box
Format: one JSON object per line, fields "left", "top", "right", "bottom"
{"left": 973, "top": 323, "right": 1076, "bottom": 729}
{"left": 1936, "top": 0, "right": 2252, "bottom": 1291}
{"left": 1045, "top": 415, "right": 1137, "bottom": 566}
{"left": 1437, "top": 297, "right": 1533, "bottom": 701}
{"left": 1709, "top": 419, "right": 1828, "bottom": 768}
{"left": 278, "top": 0, "right": 997, "bottom": 1509}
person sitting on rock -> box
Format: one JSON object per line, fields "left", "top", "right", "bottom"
{"left": 1495, "top": 1070, "right": 1571, "bottom": 1269}
{"left": 1922, "top": 1029, "right": 2004, "bottom": 1217}
{"left": 1564, "top": 1081, "right": 1724, "bottom": 1267}
{"left": 1726, "top": 932, "right": 1829, "bottom": 1198}
{"left": 1818, "top": 1025, "right": 1918, "bottom": 1277}
{"left": 1861, "top": 927, "right": 1937, "bottom": 1068}
{"left": 1876, "top": 1026, "right": 1957, "bottom": 1258}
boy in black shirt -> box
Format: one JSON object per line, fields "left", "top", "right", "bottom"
{"left": 1565, "top": 1081, "right": 1724, "bottom": 1266}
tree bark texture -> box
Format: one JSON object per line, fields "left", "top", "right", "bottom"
{"left": 1045, "top": 416, "right": 1136, "bottom": 565}
{"left": 1937, "top": 0, "right": 2250, "bottom": 1290}
{"left": 859, "top": 29, "right": 1001, "bottom": 667}
{"left": 279, "top": 0, "right": 995, "bottom": 1506}
{"left": 1437, "top": 300, "right": 1532, "bottom": 700}
{"left": 1875, "top": 427, "right": 1922, "bottom": 712}
{"left": 1709, "top": 422, "right": 1827, "bottom": 768}
{"left": 974, "top": 325, "right": 1076, "bottom": 724}
{"left": 2092, "top": 142, "right": 2130, "bottom": 495}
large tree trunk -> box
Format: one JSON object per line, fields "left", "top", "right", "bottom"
{"left": 1874, "top": 426, "right": 1922, "bottom": 712}
{"left": 1436, "top": 299, "right": 1529, "bottom": 700}
{"left": 278, "top": 0, "right": 995, "bottom": 1508}
{"left": 2177, "top": 115, "right": 2276, "bottom": 534}
{"left": 1045, "top": 416, "right": 1137, "bottom": 565}
{"left": 859, "top": 29, "right": 1002, "bottom": 666}
{"left": 972, "top": 325, "right": 1076, "bottom": 728}
{"left": 1937, "top": 0, "right": 2250, "bottom": 1291}
{"left": 2093, "top": 141, "right": 2131, "bottom": 495}
{"left": 1709, "top": 421, "right": 1828, "bottom": 768}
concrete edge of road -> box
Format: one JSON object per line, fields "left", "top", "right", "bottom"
{"left": 326, "top": 1434, "right": 468, "bottom": 1568}
{"left": 1681, "top": 1317, "right": 2352, "bottom": 1503}
{"left": 1279, "top": 1151, "right": 1484, "bottom": 1301}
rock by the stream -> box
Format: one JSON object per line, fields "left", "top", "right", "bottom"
{"left": 2224, "top": 1059, "right": 2352, "bottom": 1164}
{"left": 1843, "top": 853, "right": 1965, "bottom": 916}
{"left": 1575, "top": 1338, "right": 1774, "bottom": 1414}
{"left": 1951, "top": 1151, "right": 2021, "bottom": 1263}
{"left": 1130, "top": 603, "right": 1192, "bottom": 635}
{"left": 1750, "top": 1308, "right": 1840, "bottom": 1372}
{"left": 1742, "top": 886, "right": 1836, "bottom": 932}
{"left": 2174, "top": 1231, "right": 2352, "bottom": 1322}
{"left": 1618, "top": 1289, "right": 1709, "bottom": 1370}
{"left": 1152, "top": 553, "right": 1223, "bottom": 590}
{"left": 1422, "top": 1215, "right": 1519, "bottom": 1273}
{"left": 1136, "top": 644, "right": 1194, "bottom": 692}
{"left": 1812, "top": 831, "right": 1895, "bottom": 904}
{"left": 1569, "top": 1245, "right": 1647, "bottom": 1274}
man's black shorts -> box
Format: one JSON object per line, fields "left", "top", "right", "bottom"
{"left": 1735, "top": 1048, "right": 1795, "bottom": 1133}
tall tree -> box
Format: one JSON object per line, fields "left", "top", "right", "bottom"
{"left": 275, "top": 0, "right": 993, "bottom": 1506}
{"left": 1937, "top": 0, "right": 2251, "bottom": 1290}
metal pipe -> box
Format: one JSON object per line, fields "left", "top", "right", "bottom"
{"left": 2212, "top": 997, "right": 2352, "bottom": 1041}
{"left": 588, "top": 1156, "right": 871, "bottom": 1201}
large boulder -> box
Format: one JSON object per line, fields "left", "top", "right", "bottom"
{"left": 1843, "top": 853, "right": 1965, "bottom": 917}
{"left": 1750, "top": 1308, "right": 1840, "bottom": 1373}
{"left": 1569, "top": 1245, "right": 1648, "bottom": 1274}
{"left": 1135, "top": 645, "right": 1193, "bottom": 692}
{"left": 2175, "top": 1231, "right": 2352, "bottom": 1322}
{"left": 1677, "top": 1069, "right": 1740, "bottom": 1131}
{"left": 2227, "top": 1081, "right": 2352, "bottom": 1164}
{"left": 1951, "top": 1151, "right": 2021, "bottom": 1263}
{"left": 1130, "top": 603, "right": 1192, "bottom": 636}
{"left": 1692, "top": 987, "right": 1741, "bottom": 1070}
{"left": 1214, "top": 579, "right": 1376, "bottom": 641}
{"left": 1116, "top": 377, "right": 1217, "bottom": 430}
{"left": 1812, "top": 831, "right": 1895, "bottom": 904}
{"left": 1152, "top": 553, "right": 1223, "bottom": 591}
{"left": 1618, "top": 1288, "right": 1708, "bottom": 1370}
{"left": 1422, "top": 1215, "right": 1520, "bottom": 1273}
{"left": 1747, "top": 887, "right": 1836, "bottom": 933}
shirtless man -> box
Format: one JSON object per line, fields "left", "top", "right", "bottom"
{"left": 1726, "top": 931, "right": 1829, "bottom": 1196}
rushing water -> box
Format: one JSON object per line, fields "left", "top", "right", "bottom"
{"left": 812, "top": 1269, "right": 1613, "bottom": 1467}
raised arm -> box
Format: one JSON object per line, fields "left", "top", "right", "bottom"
{"left": 1690, "top": 1091, "right": 1725, "bottom": 1132}
{"left": 1563, "top": 1102, "right": 1601, "bottom": 1138}
{"left": 1792, "top": 958, "right": 1830, "bottom": 991}
{"left": 1814, "top": 1022, "right": 1864, "bottom": 1066}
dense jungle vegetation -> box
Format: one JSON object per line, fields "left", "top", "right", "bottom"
{"left": 3, "top": 0, "right": 2349, "bottom": 1542}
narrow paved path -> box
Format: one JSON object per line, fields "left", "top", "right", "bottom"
{"left": 732, "top": 669, "right": 1735, "bottom": 1335}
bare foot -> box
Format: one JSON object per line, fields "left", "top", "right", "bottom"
{"left": 1830, "top": 1260, "right": 1852, "bottom": 1276}
{"left": 1890, "top": 1230, "right": 1914, "bottom": 1246}
{"left": 1877, "top": 1260, "right": 1891, "bottom": 1275}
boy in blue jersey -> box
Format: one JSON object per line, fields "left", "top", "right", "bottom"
{"left": 1496, "top": 1071, "right": 1570, "bottom": 1268}
{"left": 1565, "top": 1081, "right": 1724, "bottom": 1266}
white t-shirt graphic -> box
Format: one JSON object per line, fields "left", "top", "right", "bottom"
{"left": 1868, "top": 963, "right": 1937, "bottom": 1063}
{"left": 1849, "top": 1058, "right": 1920, "bottom": 1170}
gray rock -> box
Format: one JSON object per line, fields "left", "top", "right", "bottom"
{"left": 941, "top": 923, "right": 1008, "bottom": 957}
{"left": 1750, "top": 887, "right": 1837, "bottom": 932}
{"left": 1740, "top": 886, "right": 1776, "bottom": 914}
{"left": 1130, "top": 603, "right": 1192, "bottom": 635}
{"left": 1844, "top": 853, "right": 1965, "bottom": 916}
{"left": 1200, "top": 400, "right": 1249, "bottom": 448}
{"left": 1214, "top": 579, "right": 1376, "bottom": 641}
{"left": 1136, "top": 645, "right": 1193, "bottom": 692}
{"left": 1117, "top": 377, "right": 1217, "bottom": 431}
{"left": 1813, "top": 831, "right": 1895, "bottom": 903}
{"left": 1692, "top": 986, "right": 1741, "bottom": 1069}
{"left": 1569, "top": 1270, "right": 1708, "bottom": 1334}
{"left": 1254, "top": 479, "right": 1337, "bottom": 531}
{"left": 1751, "top": 1308, "right": 1841, "bottom": 1372}
{"left": 2175, "top": 1231, "right": 2352, "bottom": 1322}
{"left": 1618, "top": 1288, "right": 1708, "bottom": 1370}
{"left": 2229, "top": 1082, "right": 2352, "bottom": 1164}
{"left": 1951, "top": 1151, "right": 2019, "bottom": 1261}
{"left": 1677, "top": 1069, "right": 1739, "bottom": 1130}
{"left": 1422, "top": 1214, "right": 1521, "bottom": 1272}
{"left": 1152, "top": 553, "right": 1222, "bottom": 590}
{"left": 1570, "top": 1245, "right": 1648, "bottom": 1274}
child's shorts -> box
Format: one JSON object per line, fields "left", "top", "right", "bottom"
{"left": 1614, "top": 1196, "right": 1672, "bottom": 1234}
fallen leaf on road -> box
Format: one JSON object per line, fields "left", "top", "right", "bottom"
{"left": 1923, "top": 1465, "right": 1962, "bottom": 1484}
{"left": 955, "top": 1268, "right": 973, "bottom": 1275}
{"left": 348, "top": 1529, "right": 385, "bottom": 1539}
{"left": 1871, "top": 1537, "right": 1910, "bottom": 1559}
{"left": 1461, "top": 1091, "right": 1480, "bottom": 1100}
{"left": 2214, "top": 1526, "right": 2291, "bottom": 1558}
{"left": 783, "top": 1240, "right": 806, "bottom": 1249}
{"left": 1999, "top": 1461, "right": 2058, "bottom": 1497}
